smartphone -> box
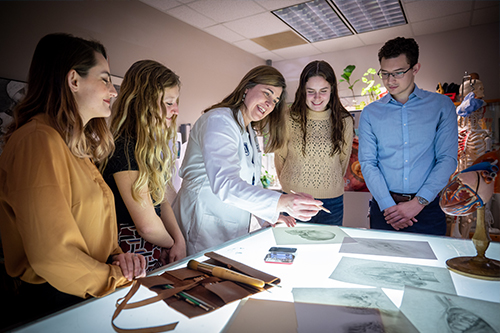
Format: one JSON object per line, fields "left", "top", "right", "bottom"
{"left": 269, "top": 247, "right": 297, "bottom": 253}
{"left": 264, "top": 252, "right": 295, "bottom": 264}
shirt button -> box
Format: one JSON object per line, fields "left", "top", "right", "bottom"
{"left": 405, "top": 142, "right": 407, "bottom": 144}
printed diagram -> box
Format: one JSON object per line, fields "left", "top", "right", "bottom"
{"left": 437, "top": 296, "right": 497, "bottom": 333}
{"left": 285, "top": 228, "right": 335, "bottom": 241}
{"left": 330, "top": 257, "right": 456, "bottom": 294}
{"left": 272, "top": 226, "right": 350, "bottom": 245}
{"left": 339, "top": 237, "right": 437, "bottom": 260}
{"left": 399, "top": 286, "right": 500, "bottom": 333}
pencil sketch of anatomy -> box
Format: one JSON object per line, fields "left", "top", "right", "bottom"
{"left": 330, "top": 257, "right": 456, "bottom": 294}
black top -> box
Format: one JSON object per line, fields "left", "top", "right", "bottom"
{"left": 102, "top": 137, "right": 161, "bottom": 227}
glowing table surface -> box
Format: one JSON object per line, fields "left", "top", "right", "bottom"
{"left": 13, "top": 223, "right": 500, "bottom": 332}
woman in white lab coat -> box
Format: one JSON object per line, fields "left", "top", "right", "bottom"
{"left": 173, "top": 66, "right": 322, "bottom": 255}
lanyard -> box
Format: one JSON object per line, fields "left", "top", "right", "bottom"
{"left": 245, "top": 128, "right": 255, "bottom": 186}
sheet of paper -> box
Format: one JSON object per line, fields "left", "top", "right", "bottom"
{"left": 294, "top": 302, "right": 385, "bottom": 333}
{"left": 221, "top": 298, "right": 297, "bottom": 333}
{"left": 292, "top": 287, "right": 418, "bottom": 333}
{"left": 400, "top": 286, "right": 500, "bottom": 333}
{"left": 339, "top": 237, "right": 437, "bottom": 260}
{"left": 330, "top": 257, "right": 456, "bottom": 294}
{"left": 272, "top": 225, "right": 352, "bottom": 245}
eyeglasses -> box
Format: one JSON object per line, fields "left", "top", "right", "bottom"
{"left": 377, "top": 67, "right": 413, "bottom": 80}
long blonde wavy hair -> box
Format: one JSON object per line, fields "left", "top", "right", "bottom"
{"left": 105, "top": 60, "right": 180, "bottom": 206}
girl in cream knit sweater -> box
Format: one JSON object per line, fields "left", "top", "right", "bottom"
{"left": 275, "top": 60, "right": 353, "bottom": 225}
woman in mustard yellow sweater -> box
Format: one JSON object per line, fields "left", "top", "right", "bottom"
{"left": 0, "top": 33, "right": 145, "bottom": 328}
{"left": 275, "top": 61, "right": 353, "bottom": 225}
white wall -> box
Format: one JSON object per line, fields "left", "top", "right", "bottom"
{"left": 0, "top": 1, "right": 264, "bottom": 128}
{"left": 1, "top": 2, "right": 497, "bottom": 127}
{"left": 274, "top": 22, "right": 500, "bottom": 104}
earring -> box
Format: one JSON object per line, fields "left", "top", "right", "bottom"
{"left": 242, "top": 93, "right": 246, "bottom": 102}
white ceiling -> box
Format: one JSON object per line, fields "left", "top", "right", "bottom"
{"left": 139, "top": 0, "right": 499, "bottom": 62}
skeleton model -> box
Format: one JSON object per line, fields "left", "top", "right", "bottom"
{"left": 457, "top": 75, "right": 490, "bottom": 171}
{"left": 451, "top": 73, "right": 493, "bottom": 238}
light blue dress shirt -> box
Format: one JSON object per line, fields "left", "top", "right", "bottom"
{"left": 358, "top": 84, "right": 458, "bottom": 212}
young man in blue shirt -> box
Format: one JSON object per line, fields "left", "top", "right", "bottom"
{"left": 358, "top": 37, "right": 458, "bottom": 235}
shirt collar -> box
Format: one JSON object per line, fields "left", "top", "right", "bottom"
{"left": 381, "top": 83, "right": 423, "bottom": 105}
{"left": 410, "top": 84, "right": 425, "bottom": 100}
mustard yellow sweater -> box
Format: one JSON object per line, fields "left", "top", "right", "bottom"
{"left": 275, "top": 109, "right": 353, "bottom": 199}
{"left": 0, "top": 114, "right": 128, "bottom": 298}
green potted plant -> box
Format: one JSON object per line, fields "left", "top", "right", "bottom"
{"left": 260, "top": 170, "right": 274, "bottom": 189}
{"left": 361, "top": 68, "right": 382, "bottom": 103}
{"left": 339, "top": 65, "right": 359, "bottom": 103}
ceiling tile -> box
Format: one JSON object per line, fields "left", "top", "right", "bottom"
{"left": 412, "top": 12, "right": 471, "bottom": 36}
{"left": 405, "top": 1, "right": 473, "bottom": 22}
{"left": 252, "top": 31, "right": 306, "bottom": 50}
{"left": 167, "top": 5, "right": 217, "bottom": 28}
{"left": 471, "top": 5, "right": 500, "bottom": 25}
{"left": 272, "top": 44, "right": 322, "bottom": 60}
{"left": 233, "top": 39, "right": 269, "bottom": 53}
{"left": 356, "top": 24, "right": 414, "bottom": 46}
{"left": 146, "top": 0, "right": 493, "bottom": 61}
{"left": 313, "top": 35, "right": 365, "bottom": 53}
{"left": 255, "top": 0, "right": 308, "bottom": 11}
{"left": 205, "top": 24, "right": 245, "bottom": 43}
{"left": 139, "top": 0, "right": 183, "bottom": 12}
{"left": 223, "top": 12, "right": 289, "bottom": 39}
{"left": 255, "top": 51, "right": 285, "bottom": 62}
{"left": 187, "top": 0, "right": 265, "bottom": 23}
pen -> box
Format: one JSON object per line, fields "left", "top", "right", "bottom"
{"left": 290, "top": 190, "right": 331, "bottom": 214}
{"left": 160, "top": 284, "right": 213, "bottom": 311}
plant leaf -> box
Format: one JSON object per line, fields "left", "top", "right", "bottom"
{"left": 345, "top": 65, "right": 356, "bottom": 73}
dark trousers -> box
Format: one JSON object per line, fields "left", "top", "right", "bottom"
{"left": 1, "top": 278, "right": 84, "bottom": 331}
{"left": 369, "top": 196, "right": 447, "bottom": 235}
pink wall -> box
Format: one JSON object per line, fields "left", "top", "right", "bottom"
{"left": 0, "top": 1, "right": 264, "bottom": 127}
{"left": 0, "top": 2, "right": 497, "bottom": 127}
{"left": 275, "top": 22, "right": 499, "bottom": 103}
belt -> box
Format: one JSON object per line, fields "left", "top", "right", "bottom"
{"left": 390, "top": 192, "right": 416, "bottom": 203}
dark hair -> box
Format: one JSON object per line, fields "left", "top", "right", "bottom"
{"left": 5, "top": 33, "right": 113, "bottom": 162}
{"left": 290, "top": 60, "right": 352, "bottom": 156}
{"left": 204, "top": 65, "right": 288, "bottom": 152}
{"left": 378, "top": 37, "right": 419, "bottom": 68}
{"left": 107, "top": 59, "right": 180, "bottom": 205}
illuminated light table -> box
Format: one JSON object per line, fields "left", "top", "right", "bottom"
{"left": 13, "top": 223, "right": 500, "bottom": 332}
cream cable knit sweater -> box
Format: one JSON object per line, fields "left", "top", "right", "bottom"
{"left": 275, "top": 108, "right": 353, "bottom": 199}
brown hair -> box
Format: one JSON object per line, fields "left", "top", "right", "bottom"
{"left": 290, "top": 60, "right": 352, "bottom": 156}
{"left": 203, "top": 65, "right": 288, "bottom": 153}
{"left": 378, "top": 37, "right": 419, "bottom": 68}
{"left": 5, "top": 33, "right": 113, "bottom": 162}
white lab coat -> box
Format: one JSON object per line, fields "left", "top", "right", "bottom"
{"left": 173, "top": 108, "right": 281, "bottom": 255}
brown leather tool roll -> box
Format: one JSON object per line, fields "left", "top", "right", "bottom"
{"left": 113, "top": 251, "right": 281, "bottom": 329}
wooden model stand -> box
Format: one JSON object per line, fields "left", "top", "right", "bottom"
{"left": 447, "top": 206, "right": 500, "bottom": 280}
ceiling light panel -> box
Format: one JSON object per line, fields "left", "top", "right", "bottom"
{"left": 272, "top": 0, "right": 352, "bottom": 43}
{"left": 332, "top": 0, "right": 407, "bottom": 34}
